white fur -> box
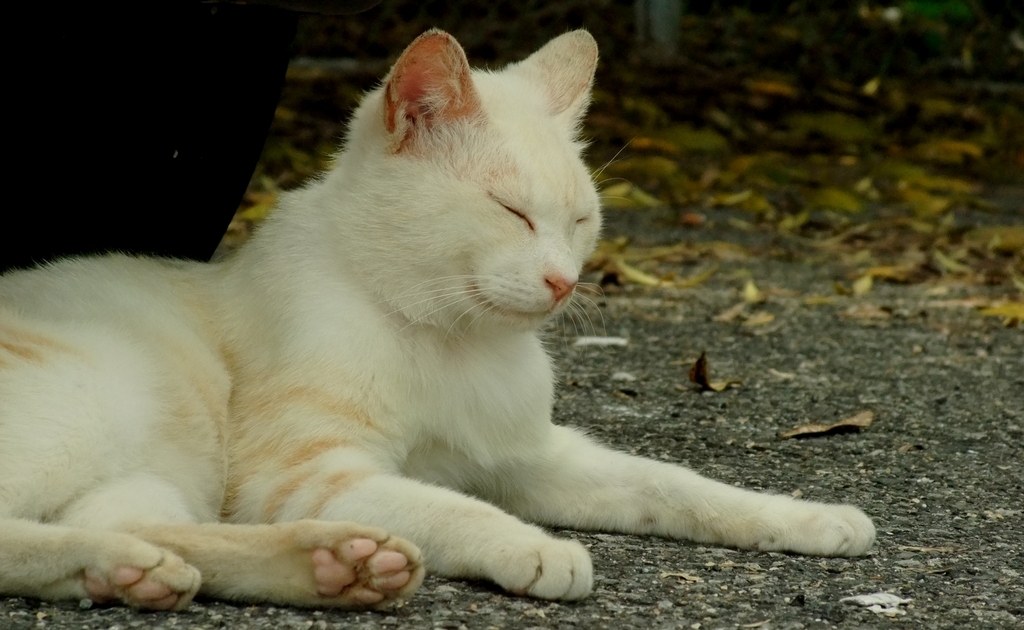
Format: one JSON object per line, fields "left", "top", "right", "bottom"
{"left": 0, "top": 30, "right": 874, "bottom": 607}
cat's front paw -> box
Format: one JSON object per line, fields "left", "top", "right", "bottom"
{"left": 802, "top": 504, "right": 876, "bottom": 556}
{"left": 490, "top": 536, "right": 592, "bottom": 600}
{"left": 756, "top": 502, "right": 876, "bottom": 557}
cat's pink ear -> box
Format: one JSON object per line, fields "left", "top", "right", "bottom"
{"left": 383, "top": 30, "right": 482, "bottom": 152}
{"left": 512, "top": 30, "right": 598, "bottom": 130}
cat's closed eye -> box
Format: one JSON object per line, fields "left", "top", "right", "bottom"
{"left": 490, "top": 195, "right": 535, "bottom": 232}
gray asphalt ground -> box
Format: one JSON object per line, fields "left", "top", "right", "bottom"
{"left": 2, "top": 204, "right": 1021, "bottom": 629}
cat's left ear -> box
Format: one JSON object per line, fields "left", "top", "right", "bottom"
{"left": 511, "top": 30, "right": 599, "bottom": 130}
{"left": 383, "top": 29, "right": 482, "bottom": 153}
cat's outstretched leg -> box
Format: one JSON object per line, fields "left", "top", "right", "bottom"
{"left": 0, "top": 517, "right": 201, "bottom": 610}
{"left": 492, "top": 426, "right": 875, "bottom": 557}
{"left": 129, "top": 520, "right": 424, "bottom": 608}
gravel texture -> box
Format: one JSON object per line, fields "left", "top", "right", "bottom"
{"left": 3, "top": 207, "right": 1022, "bottom": 629}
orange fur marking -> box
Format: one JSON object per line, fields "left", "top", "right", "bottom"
{"left": 281, "top": 437, "right": 351, "bottom": 468}
{"left": 262, "top": 469, "right": 318, "bottom": 523}
{"left": 308, "top": 470, "right": 373, "bottom": 518}
{"left": 0, "top": 340, "right": 44, "bottom": 362}
{"left": 240, "top": 385, "right": 378, "bottom": 431}
{"left": 0, "top": 324, "right": 80, "bottom": 364}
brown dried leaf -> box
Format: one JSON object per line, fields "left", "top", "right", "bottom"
{"left": 673, "top": 264, "right": 719, "bottom": 288}
{"left": 843, "top": 304, "right": 892, "bottom": 319}
{"left": 688, "top": 351, "right": 742, "bottom": 392}
{"left": 780, "top": 411, "right": 874, "bottom": 439}
{"left": 742, "top": 311, "right": 776, "bottom": 327}
{"left": 715, "top": 302, "right": 748, "bottom": 322}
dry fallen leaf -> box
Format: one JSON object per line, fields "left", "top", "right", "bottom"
{"left": 660, "top": 571, "right": 704, "bottom": 583}
{"left": 742, "top": 311, "right": 776, "bottom": 327}
{"left": 673, "top": 264, "right": 720, "bottom": 288}
{"left": 932, "top": 250, "right": 973, "bottom": 275}
{"left": 743, "top": 280, "right": 765, "bottom": 303}
{"left": 780, "top": 410, "right": 874, "bottom": 439}
{"left": 979, "top": 302, "right": 1024, "bottom": 327}
{"left": 714, "top": 302, "right": 748, "bottom": 322}
{"left": 844, "top": 304, "right": 892, "bottom": 319}
{"left": 979, "top": 302, "right": 1024, "bottom": 319}
{"left": 688, "top": 351, "right": 742, "bottom": 392}
{"left": 853, "top": 274, "right": 873, "bottom": 296}
{"left": 609, "top": 254, "right": 663, "bottom": 286}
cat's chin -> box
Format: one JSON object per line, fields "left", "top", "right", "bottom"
{"left": 467, "top": 288, "right": 552, "bottom": 329}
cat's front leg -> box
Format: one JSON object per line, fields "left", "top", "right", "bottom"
{"left": 273, "top": 472, "right": 593, "bottom": 599}
{"left": 492, "top": 426, "right": 875, "bottom": 557}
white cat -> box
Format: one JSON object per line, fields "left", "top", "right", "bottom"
{"left": 0, "top": 29, "right": 874, "bottom": 610}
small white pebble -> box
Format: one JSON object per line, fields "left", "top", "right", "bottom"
{"left": 574, "top": 336, "right": 628, "bottom": 347}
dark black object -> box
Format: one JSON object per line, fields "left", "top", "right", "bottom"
{"left": 2, "top": 1, "right": 376, "bottom": 273}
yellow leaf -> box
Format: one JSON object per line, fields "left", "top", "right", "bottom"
{"left": 915, "top": 139, "right": 984, "bottom": 164}
{"left": 746, "top": 79, "right": 799, "bottom": 98}
{"left": 811, "top": 187, "right": 864, "bottom": 213}
{"left": 853, "top": 274, "right": 873, "bottom": 296}
{"left": 865, "top": 265, "right": 913, "bottom": 282}
{"left": 610, "top": 255, "right": 662, "bottom": 286}
{"left": 902, "top": 189, "right": 951, "bottom": 217}
{"left": 785, "top": 112, "right": 876, "bottom": 143}
{"left": 862, "top": 77, "right": 881, "bottom": 96}
{"left": 872, "top": 161, "right": 977, "bottom": 193}
{"left": 743, "top": 311, "right": 776, "bottom": 327}
{"left": 713, "top": 190, "right": 753, "bottom": 206}
{"left": 628, "top": 137, "right": 681, "bottom": 154}
{"left": 965, "top": 226, "right": 1024, "bottom": 254}
{"left": 661, "top": 125, "right": 730, "bottom": 153}
{"left": 979, "top": 303, "right": 1024, "bottom": 319}
{"left": 600, "top": 182, "right": 662, "bottom": 208}
{"left": 740, "top": 192, "right": 776, "bottom": 214}
{"left": 743, "top": 280, "right": 765, "bottom": 303}
{"left": 236, "top": 194, "right": 277, "bottom": 222}
{"left": 779, "top": 210, "right": 810, "bottom": 232}
{"left": 932, "top": 250, "right": 973, "bottom": 275}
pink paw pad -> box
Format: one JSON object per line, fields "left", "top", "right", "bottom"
{"left": 83, "top": 566, "right": 182, "bottom": 610}
{"left": 312, "top": 538, "right": 416, "bottom": 601}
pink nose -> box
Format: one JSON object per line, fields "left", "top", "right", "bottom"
{"left": 545, "top": 274, "right": 577, "bottom": 302}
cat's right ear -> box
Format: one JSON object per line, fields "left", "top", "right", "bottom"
{"left": 382, "top": 30, "right": 482, "bottom": 153}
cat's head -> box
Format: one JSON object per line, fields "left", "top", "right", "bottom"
{"left": 333, "top": 29, "right": 601, "bottom": 334}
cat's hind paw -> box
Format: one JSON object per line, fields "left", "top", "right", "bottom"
{"left": 311, "top": 538, "right": 419, "bottom": 605}
{"left": 289, "top": 521, "right": 424, "bottom": 608}
{"left": 83, "top": 547, "right": 200, "bottom": 611}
